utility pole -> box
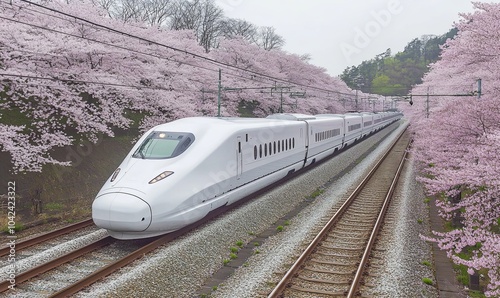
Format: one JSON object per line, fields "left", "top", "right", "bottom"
{"left": 217, "top": 69, "right": 221, "bottom": 117}
{"left": 477, "top": 78, "right": 482, "bottom": 99}
{"left": 279, "top": 88, "right": 283, "bottom": 113}
{"left": 355, "top": 89, "right": 359, "bottom": 110}
{"left": 426, "top": 87, "right": 429, "bottom": 118}
{"left": 269, "top": 85, "right": 291, "bottom": 113}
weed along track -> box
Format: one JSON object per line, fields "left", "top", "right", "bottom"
{"left": 268, "top": 128, "right": 411, "bottom": 297}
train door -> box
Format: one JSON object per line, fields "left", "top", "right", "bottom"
{"left": 342, "top": 120, "right": 347, "bottom": 148}
{"left": 236, "top": 136, "right": 242, "bottom": 180}
{"left": 303, "top": 123, "right": 310, "bottom": 166}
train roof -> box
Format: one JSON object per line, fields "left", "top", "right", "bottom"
{"left": 151, "top": 116, "right": 304, "bottom": 134}
{"left": 315, "top": 113, "right": 360, "bottom": 119}
{"left": 266, "top": 113, "right": 316, "bottom": 121}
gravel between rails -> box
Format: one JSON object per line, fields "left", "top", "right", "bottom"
{"left": 74, "top": 121, "right": 408, "bottom": 298}
{"left": 0, "top": 225, "right": 100, "bottom": 268}
{"left": 361, "top": 153, "right": 438, "bottom": 297}
{"left": 0, "top": 229, "right": 108, "bottom": 282}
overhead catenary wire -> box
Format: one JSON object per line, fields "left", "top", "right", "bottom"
{"left": 0, "top": 23, "right": 270, "bottom": 92}
{"left": 0, "top": 11, "right": 279, "bottom": 93}
{"left": 0, "top": 72, "right": 203, "bottom": 92}
{"left": 3, "top": 0, "right": 355, "bottom": 97}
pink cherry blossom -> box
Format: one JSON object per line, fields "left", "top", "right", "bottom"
{"left": 0, "top": 0, "right": 352, "bottom": 172}
{"left": 405, "top": 2, "right": 500, "bottom": 296}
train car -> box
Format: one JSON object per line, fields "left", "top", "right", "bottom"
{"left": 315, "top": 114, "right": 363, "bottom": 147}
{"left": 382, "top": 111, "right": 402, "bottom": 127}
{"left": 267, "top": 113, "right": 344, "bottom": 166}
{"left": 93, "top": 111, "right": 403, "bottom": 239}
{"left": 360, "top": 112, "right": 375, "bottom": 137}
{"left": 372, "top": 112, "right": 385, "bottom": 131}
{"left": 92, "top": 117, "right": 308, "bottom": 239}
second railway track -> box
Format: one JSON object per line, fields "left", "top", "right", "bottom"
{"left": 269, "top": 127, "right": 411, "bottom": 297}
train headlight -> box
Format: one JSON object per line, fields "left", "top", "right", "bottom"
{"left": 149, "top": 171, "right": 174, "bottom": 184}
{"left": 110, "top": 168, "right": 121, "bottom": 182}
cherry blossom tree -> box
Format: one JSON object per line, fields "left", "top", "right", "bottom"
{"left": 404, "top": 2, "right": 500, "bottom": 296}
{"left": 0, "top": 0, "right": 211, "bottom": 171}
{"left": 0, "top": 0, "right": 352, "bottom": 173}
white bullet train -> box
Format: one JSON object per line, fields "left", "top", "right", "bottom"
{"left": 92, "top": 111, "right": 402, "bottom": 239}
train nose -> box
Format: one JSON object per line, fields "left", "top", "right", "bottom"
{"left": 92, "top": 193, "right": 152, "bottom": 232}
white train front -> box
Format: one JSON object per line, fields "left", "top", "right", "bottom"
{"left": 92, "top": 112, "right": 402, "bottom": 239}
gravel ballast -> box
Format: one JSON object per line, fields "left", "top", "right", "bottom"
{"left": 361, "top": 154, "right": 438, "bottom": 297}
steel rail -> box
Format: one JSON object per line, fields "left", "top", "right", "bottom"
{"left": 0, "top": 236, "right": 114, "bottom": 292}
{"left": 0, "top": 218, "right": 94, "bottom": 257}
{"left": 50, "top": 233, "right": 176, "bottom": 297}
{"left": 347, "top": 139, "right": 411, "bottom": 297}
{"left": 267, "top": 126, "right": 408, "bottom": 298}
{"left": 50, "top": 193, "right": 250, "bottom": 297}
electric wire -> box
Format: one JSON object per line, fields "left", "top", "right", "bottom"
{"left": 6, "top": 0, "right": 355, "bottom": 96}
{"left": 0, "top": 1, "right": 272, "bottom": 88}
{"left": 0, "top": 14, "right": 279, "bottom": 94}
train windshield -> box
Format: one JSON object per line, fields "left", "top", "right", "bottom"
{"left": 133, "top": 131, "right": 195, "bottom": 159}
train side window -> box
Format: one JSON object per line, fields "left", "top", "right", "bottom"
{"left": 278, "top": 140, "right": 281, "bottom": 152}
{"left": 289, "top": 138, "right": 292, "bottom": 149}
{"left": 269, "top": 142, "right": 272, "bottom": 155}
{"left": 282, "top": 140, "right": 285, "bottom": 151}
{"left": 246, "top": 134, "right": 248, "bottom": 142}
{"left": 259, "top": 144, "right": 262, "bottom": 158}
{"left": 285, "top": 139, "right": 288, "bottom": 151}
{"left": 265, "top": 143, "right": 267, "bottom": 157}
{"left": 238, "top": 142, "right": 241, "bottom": 153}
{"left": 254, "top": 146, "right": 257, "bottom": 160}
{"left": 274, "top": 141, "right": 276, "bottom": 154}
{"left": 293, "top": 138, "right": 295, "bottom": 148}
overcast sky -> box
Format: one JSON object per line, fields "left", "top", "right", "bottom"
{"left": 218, "top": 0, "right": 493, "bottom": 76}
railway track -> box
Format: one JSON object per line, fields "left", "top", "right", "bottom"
{"left": 0, "top": 219, "right": 94, "bottom": 258}
{"left": 0, "top": 229, "right": 181, "bottom": 297}
{"left": 0, "top": 198, "right": 237, "bottom": 297}
{"left": 268, "top": 127, "right": 411, "bottom": 298}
